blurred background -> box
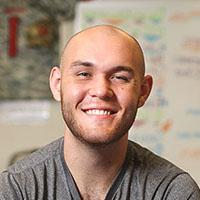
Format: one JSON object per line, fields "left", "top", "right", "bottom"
{"left": 0, "top": 0, "right": 200, "bottom": 186}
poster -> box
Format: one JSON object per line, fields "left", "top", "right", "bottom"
{"left": 0, "top": 0, "right": 59, "bottom": 99}
{"left": 74, "top": 1, "right": 200, "bottom": 184}
{"left": 0, "top": 100, "right": 50, "bottom": 125}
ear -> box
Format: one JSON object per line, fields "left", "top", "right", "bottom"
{"left": 138, "top": 75, "right": 153, "bottom": 108}
{"left": 49, "top": 66, "right": 61, "bottom": 101}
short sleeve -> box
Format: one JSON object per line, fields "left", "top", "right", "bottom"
{"left": 0, "top": 171, "right": 23, "bottom": 200}
{"left": 164, "top": 173, "right": 200, "bottom": 200}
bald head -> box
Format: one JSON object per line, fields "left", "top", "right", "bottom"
{"left": 60, "top": 25, "right": 145, "bottom": 77}
{"left": 50, "top": 25, "right": 153, "bottom": 140}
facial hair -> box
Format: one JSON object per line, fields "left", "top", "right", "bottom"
{"left": 60, "top": 93, "right": 138, "bottom": 148}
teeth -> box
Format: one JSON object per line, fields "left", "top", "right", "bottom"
{"left": 86, "top": 109, "right": 111, "bottom": 115}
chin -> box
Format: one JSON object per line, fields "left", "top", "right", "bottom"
{"left": 74, "top": 130, "right": 126, "bottom": 148}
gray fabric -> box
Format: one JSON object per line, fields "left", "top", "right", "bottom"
{"left": 0, "top": 137, "right": 200, "bottom": 200}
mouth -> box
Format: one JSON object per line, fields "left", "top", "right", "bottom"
{"left": 82, "top": 109, "right": 117, "bottom": 116}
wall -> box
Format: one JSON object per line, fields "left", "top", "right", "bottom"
{"left": 0, "top": 1, "right": 72, "bottom": 171}
{"left": 0, "top": 101, "right": 64, "bottom": 171}
{"left": 74, "top": 0, "right": 200, "bottom": 185}
{"left": 0, "top": 0, "right": 200, "bottom": 186}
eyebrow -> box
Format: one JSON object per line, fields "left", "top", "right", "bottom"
{"left": 70, "top": 60, "right": 94, "bottom": 68}
{"left": 70, "top": 60, "right": 134, "bottom": 74}
{"left": 111, "top": 65, "right": 134, "bottom": 74}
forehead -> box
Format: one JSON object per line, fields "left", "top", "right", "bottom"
{"left": 61, "top": 27, "right": 144, "bottom": 75}
{"left": 67, "top": 29, "right": 133, "bottom": 51}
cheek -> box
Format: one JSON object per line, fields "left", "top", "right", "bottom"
{"left": 117, "top": 87, "right": 139, "bottom": 108}
{"left": 61, "top": 83, "right": 86, "bottom": 105}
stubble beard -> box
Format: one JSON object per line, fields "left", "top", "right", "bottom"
{"left": 61, "top": 97, "right": 138, "bottom": 148}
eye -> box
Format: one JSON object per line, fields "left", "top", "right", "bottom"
{"left": 77, "top": 71, "right": 91, "bottom": 78}
{"left": 111, "top": 74, "right": 129, "bottom": 82}
{"left": 115, "top": 76, "right": 128, "bottom": 81}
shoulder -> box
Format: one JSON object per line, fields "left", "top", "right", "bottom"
{"left": 0, "top": 137, "right": 64, "bottom": 183}
{"left": 126, "top": 140, "right": 200, "bottom": 198}
{"left": 127, "top": 140, "right": 183, "bottom": 174}
{"left": 164, "top": 173, "right": 200, "bottom": 199}
{"left": 0, "top": 137, "right": 64, "bottom": 199}
{"left": 7, "top": 137, "right": 64, "bottom": 174}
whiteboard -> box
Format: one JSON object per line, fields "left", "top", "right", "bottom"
{"left": 74, "top": 1, "right": 200, "bottom": 185}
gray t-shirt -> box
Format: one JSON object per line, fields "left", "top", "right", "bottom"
{"left": 0, "top": 137, "right": 200, "bottom": 199}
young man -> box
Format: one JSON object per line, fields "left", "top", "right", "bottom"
{"left": 0, "top": 25, "right": 200, "bottom": 199}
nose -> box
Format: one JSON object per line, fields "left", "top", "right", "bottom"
{"left": 88, "top": 76, "right": 114, "bottom": 99}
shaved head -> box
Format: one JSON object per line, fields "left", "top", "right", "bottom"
{"left": 49, "top": 24, "right": 153, "bottom": 147}
{"left": 60, "top": 25, "right": 145, "bottom": 77}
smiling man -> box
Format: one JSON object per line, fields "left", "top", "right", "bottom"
{"left": 0, "top": 25, "right": 200, "bottom": 200}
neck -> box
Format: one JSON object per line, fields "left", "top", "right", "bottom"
{"left": 63, "top": 129, "right": 128, "bottom": 199}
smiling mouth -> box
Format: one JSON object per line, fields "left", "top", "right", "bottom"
{"left": 83, "top": 109, "right": 116, "bottom": 116}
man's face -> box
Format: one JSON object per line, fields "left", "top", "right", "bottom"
{"left": 58, "top": 29, "right": 148, "bottom": 146}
